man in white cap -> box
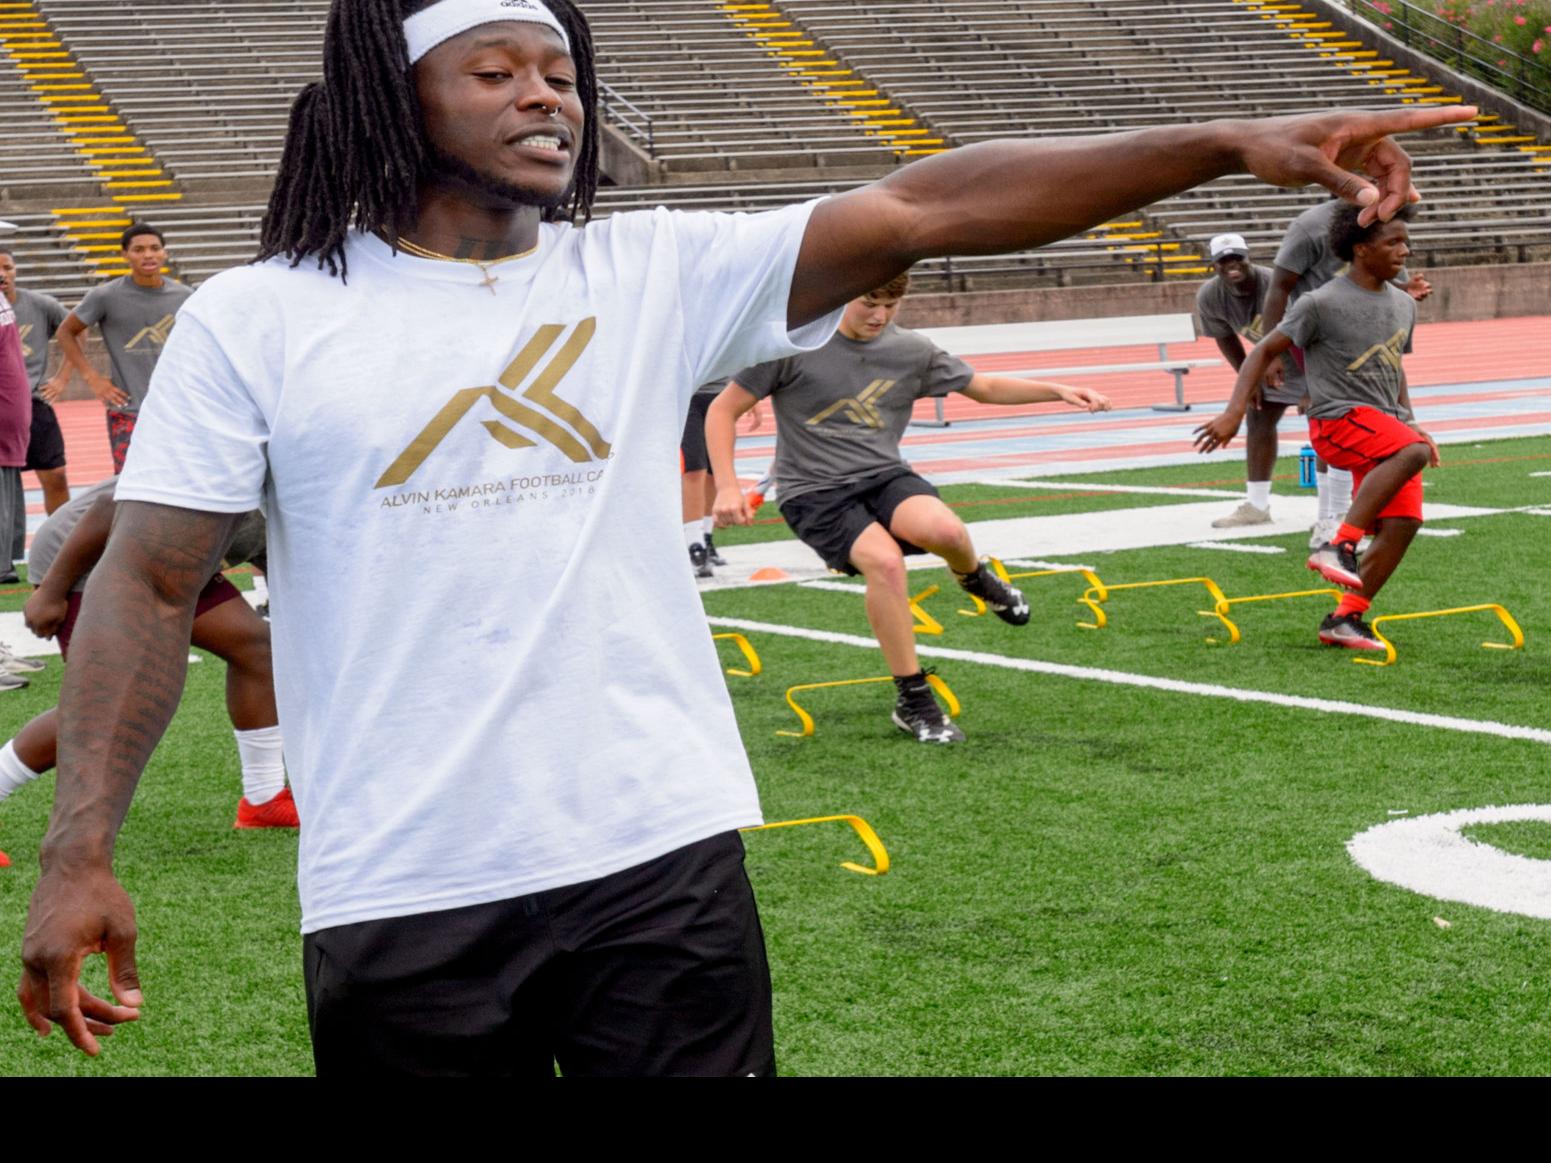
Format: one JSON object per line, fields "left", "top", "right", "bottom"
{"left": 1196, "top": 233, "right": 1296, "bottom": 527}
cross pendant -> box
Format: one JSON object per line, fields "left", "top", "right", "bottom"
{"left": 479, "top": 269, "right": 499, "bottom": 294}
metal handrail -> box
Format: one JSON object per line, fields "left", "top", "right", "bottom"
{"left": 598, "top": 79, "right": 656, "bottom": 158}
{"left": 1345, "top": 0, "right": 1551, "bottom": 115}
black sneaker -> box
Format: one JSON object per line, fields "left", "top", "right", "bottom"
{"left": 1306, "top": 540, "right": 1363, "bottom": 591}
{"left": 955, "top": 561, "right": 1030, "bottom": 626}
{"left": 689, "top": 541, "right": 714, "bottom": 579}
{"left": 891, "top": 674, "right": 965, "bottom": 744}
{"left": 704, "top": 533, "right": 728, "bottom": 567}
{"left": 1318, "top": 612, "right": 1385, "bottom": 651}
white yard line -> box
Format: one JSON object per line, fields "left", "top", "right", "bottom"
{"left": 706, "top": 616, "right": 1551, "bottom": 748}
{"left": 1416, "top": 528, "right": 1464, "bottom": 538}
{"left": 1185, "top": 542, "right": 1287, "bottom": 555}
{"left": 975, "top": 478, "right": 1244, "bottom": 499}
{"left": 1004, "top": 558, "right": 1102, "bottom": 572}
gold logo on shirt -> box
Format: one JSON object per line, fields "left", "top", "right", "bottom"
{"left": 806, "top": 379, "right": 898, "bottom": 429}
{"left": 125, "top": 315, "right": 177, "bottom": 351}
{"left": 375, "top": 318, "right": 607, "bottom": 490}
{"left": 18, "top": 323, "right": 33, "bottom": 360}
{"left": 1347, "top": 329, "right": 1409, "bottom": 373}
{"left": 1241, "top": 314, "right": 1264, "bottom": 343}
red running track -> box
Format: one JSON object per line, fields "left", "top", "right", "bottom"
{"left": 24, "top": 315, "right": 1551, "bottom": 501}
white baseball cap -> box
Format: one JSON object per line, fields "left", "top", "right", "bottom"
{"left": 1209, "top": 233, "right": 1249, "bottom": 260}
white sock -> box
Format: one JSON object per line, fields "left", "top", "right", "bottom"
{"left": 1326, "top": 468, "right": 1353, "bottom": 519}
{"left": 701, "top": 516, "right": 715, "bottom": 538}
{"left": 0, "top": 739, "right": 42, "bottom": 802}
{"left": 683, "top": 521, "right": 702, "bottom": 550}
{"left": 1316, "top": 471, "right": 1331, "bottom": 521}
{"left": 234, "top": 726, "right": 286, "bottom": 805}
{"left": 1246, "top": 480, "right": 1272, "bottom": 510}
{"left": 251, "top": 573, "right": 269, "bottom": 601}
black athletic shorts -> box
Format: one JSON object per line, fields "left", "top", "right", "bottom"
{"left": 779, "top": 466, "right": 940, "bottom": 574}
{"left": 680, "top": 389, "right": 716, "bottom": 473}
{"left": 24, "top": 398, "right": 66, "bottom": 472}
{"left": 303, "top": 830, "right": 775, "bottom": 1077}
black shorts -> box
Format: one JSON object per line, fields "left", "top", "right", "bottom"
{"left": 779, "top": 466, "right": 940, "bottom": 574}
{"left": 24, "top": 399, "right": 66, "bottom": 472}
{"left": 680, "top": 390, "right": 716, "bottom": 473}
{"left": 303, "top": 831, "right": 775, "bottom": 1077}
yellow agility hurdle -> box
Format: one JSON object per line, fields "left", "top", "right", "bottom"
{"left": 712, "top": 632, "right": 762, "bottom": 677}
{"left": 1078, "top": 576, "right": 1233, "bottom": 640}
{"left": 1352, "top": 603, "right": 1525, "bottom": 668}
{"left": 910, "top": 584, "right": 944, "bottom": 635}
{"left": 741, "top": 814, "right": 891, "bottom": 876}
{"left": 778, "top": 673, "right": 961, "bottom": 738}
{"left": 1203, "top": 587, "right": 1341, "bottom": 646}
{"left": 958, "top": 559, "right": 1107, "bottom": 624}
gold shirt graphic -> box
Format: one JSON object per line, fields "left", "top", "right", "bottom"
{"left": 125, "top": 315, "right": 178, "bottom": 351}
{"left": 806, "top": 378, "right": 898, "bottom": 429}
{"left": 18, "top": 323, "right": 33, "bottom": 360}
{"left": 375, "top": 318, "right": 608, "bottom": 490}
{"left": 1347, "top": 329, "right": 1409, "bottom": 373}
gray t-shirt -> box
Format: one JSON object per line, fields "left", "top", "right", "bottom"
{"left": 733, "top": 324, "right": 975, "bottom": 501}
{"left": 28, "top": 477, "right": 267, "bottom": 592}
{"left": 1196, "top": 264, "right": 1273, "bottom": 342}
{"left": 12, "top": 289, "right": 67, "bottom": 395}
{"left": 72, "top": 275, "right": 193, "bottom": 412}
{"left": 1279, "top": 275, "right": 1417, "bottom": 423}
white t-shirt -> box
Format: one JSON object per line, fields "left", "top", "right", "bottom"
{"left": 115, "top": 203, "right": 840, "bottom": 933}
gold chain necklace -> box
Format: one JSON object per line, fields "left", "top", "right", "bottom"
{"left": 394, "top": 236, "right": 539, "bottom": 294}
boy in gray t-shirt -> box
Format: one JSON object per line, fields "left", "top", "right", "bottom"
{"left": 54, "top": 224, "right": 192, "bottom": 473}
{"left": 2, "top": 477, "right": 296, "bottom": 837}
{"left": 707, "top": 273, "right": 1110, "bottom": 745}
{"left": 1195, "top": 205, "right": 1437, "bottom": 653}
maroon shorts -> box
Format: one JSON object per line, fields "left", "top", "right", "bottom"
{"left": 106, "top": 409, "right": 137, "bottom": 475}
{"left": 1307, "top": 406, "right": 1426, "bottom": 527}
{"left": 56, "top": 574, "right": 243, "bottom": 661}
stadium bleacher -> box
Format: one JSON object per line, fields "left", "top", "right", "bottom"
{"left": 3, "top": 0, "right": 1546, "bottom": 303}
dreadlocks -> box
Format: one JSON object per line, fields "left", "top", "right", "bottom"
{"left": 257, "top": 0, "right": 600, "bottom": 278}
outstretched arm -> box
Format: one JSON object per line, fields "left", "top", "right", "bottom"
{"left": 789, "top": 106, "right": 1476, "bottom": 329}
{"left": 961, "top": 374, "right": 1111, "bottom": 412}
{"left": 707, "top": 382, "right": 762, "bottom": 528}
{"left": 19, "top": 501, "right": 235, "bottom": 1057}
{"left": 1194, "top": 330, "right": 1297, "bottom": 453}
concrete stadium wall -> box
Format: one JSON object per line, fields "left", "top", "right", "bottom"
{"left": 896, "top": 262, "right": 1551, "bottom": 329}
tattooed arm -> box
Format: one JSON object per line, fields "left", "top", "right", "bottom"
{"left": 18, "top": 502, "right": 236, "bottom": 1057}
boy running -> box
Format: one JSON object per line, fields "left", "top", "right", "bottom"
{"left": 1194, "top": 205, "right": 1434, "bottom": 650}
{"left": 708, "top": 274, "right": 1110, "bottom": 743}
{"left": 0, "top": 479, "right": 295, "bottom": 852}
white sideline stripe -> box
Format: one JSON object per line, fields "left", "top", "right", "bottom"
{"left": 1185, "top": 541, "right": 1286, "bottom": 555}
{"left": 980, "top": 478, "right": 1244, "bottom": 500}
{"left": 1530, "top": 472, "right": 1551, "bottom": 478}
{"left": 1416, "top": 528, "right": 1464, "bottom": 538}
{"left": 1004, "top": 558, "right": 1101, "bottom": 572}
{"left": 706, "top": 616, "right": 1551, "bottom": 748}
{"left": 799, "top": 580, "right": 866, "bottom": 594}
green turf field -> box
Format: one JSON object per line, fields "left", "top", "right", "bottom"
{"left": 1, "top": 435, "right": 1548, "bottom": 1075}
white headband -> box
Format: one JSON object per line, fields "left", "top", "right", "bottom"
{"left": 405, "top": 0, "right": 570, "bottom": 65}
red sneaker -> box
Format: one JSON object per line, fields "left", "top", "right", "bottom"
{"left": 234, "top": 786, "right": 299, "bottom": 829}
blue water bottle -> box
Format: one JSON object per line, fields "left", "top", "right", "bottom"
{"left": 1298, "top": 445, "right": 1317, "bottom": 489}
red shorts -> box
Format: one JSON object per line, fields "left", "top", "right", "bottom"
{"left": 55, "top": 574, "right": 243, "bottom": 661}
{"left": 1307, "top": 406, "right": 1426, "bottom": 527}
